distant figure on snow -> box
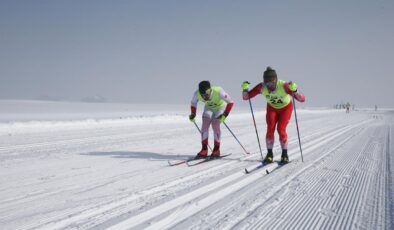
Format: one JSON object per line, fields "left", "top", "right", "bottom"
{"left": 346, "top": 102, "right": 351, "bottom": 113}
{"left": 189, "top": 81, "right": 234, "bottom": 159}
{"left": 242, "top": 66, "right": 305, "bottom": 164}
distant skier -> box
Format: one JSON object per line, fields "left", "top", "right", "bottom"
{"left": 242, "top": 66, "right": 305, "bottom": 163}
{"left": 189, "top": 81, "right": 234, "bottom": 159}
{"left": 346, "top": 102, "right": 350, "bottom": 113}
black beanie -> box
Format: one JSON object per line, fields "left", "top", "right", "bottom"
{"left": 199, "top": 81, "right": 211, "bottom": 94}
{"left": 263, "top": 66, "right": 277, "bottom": 81}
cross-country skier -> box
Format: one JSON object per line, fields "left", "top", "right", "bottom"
{"left": 189, "top": 81, "right": 234, "bottom": 159}
{"left": 346, "top": 102, "right": 351, "bottom": 113}
{"left": 242, "top": 66, "right": 305, "bottom": 163}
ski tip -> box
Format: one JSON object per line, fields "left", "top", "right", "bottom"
{"left": 244, "top": 168, "right": 249, "bottom": 174}
{"left": 266, "top": 169, "right": 270, "bottom": 174}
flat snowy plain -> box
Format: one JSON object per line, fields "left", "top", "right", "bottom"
{"left": 0, "top": 100, "right": 393, "bottom": 230}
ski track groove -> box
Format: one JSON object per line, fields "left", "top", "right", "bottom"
{"left": 0, "top": 169, "right": 140, "bottom": 208}
{"left": 109, "top": 119, "right": 371, "bottom": 229}
{"left": 243, "top": 118, "right": 371, "bottom": 174}
{"left": 1, "top": 113, "right": 383, "bottom": 230}
{"left": 25, "top": 118, "right": 353, "bottom": 229}
{"left": 364, "top": 127, "right": 387, "bottom": 229}
{"left": 385, "top": 124, "right": 394, "bottom": 230}
{"left": 247, "top": 126, "right": 368, "bottom": 230}
{"left": 223, "top": 124, "right": 367, "bottom": 230}
{"left": 326, "top": 141, "right": 371, "bottom": 229}
{"left": 320, "top": 126, "right": 384, "bottom": 230}
{"left": 180, "top": 119, "right": 370, "bottom": 229}
{"left": 325, "top": 130, "right": 374, "bottom": 229}
{"left": 27, "top": 155, "right": 253, "bottom": 230}
{"left": 278, "top": 163, "right": 336, "bottom": 230}
{"left": 115, "top": 118, "right": 371, "bottom": 229}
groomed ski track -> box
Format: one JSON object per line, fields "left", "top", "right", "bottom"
{"left": 0, "top": 110, "right": 392, "bottom": 229}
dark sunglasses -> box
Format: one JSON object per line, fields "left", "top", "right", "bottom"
{"left": 201, "top": 88, "right": 211, "bottom": 96}
{"left": 265, "top": 81, "right": 276, "bottom": 87}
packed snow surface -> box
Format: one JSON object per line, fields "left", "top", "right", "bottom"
{"left": 0, "top": 100, "right": 393, "bottom": 229}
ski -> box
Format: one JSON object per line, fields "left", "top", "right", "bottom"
{"left": 244, "top": 160, "right": 290, "bottom": 174}
{"left": 265, "top": 161, "right": 291, "bottom": 174}
{"left": 186, "top": 153, "right": 232, "bottom": 166}
{"left": 167, "top": 157, "right": 197, "bottom": 166}
{"left": 244, "top": 161, "right": 272, "bottom": 174}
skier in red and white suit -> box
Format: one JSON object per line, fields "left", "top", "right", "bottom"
{"left": 189, "top": 81, "right": 234, "bottom": 159}
{"left": 242, "top": 66, "right": 305, "bottom": 163}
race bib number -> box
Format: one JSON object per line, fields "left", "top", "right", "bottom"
{"left": 207, "top": 102, "right": 221, "bottom": 108}
{"left": 267, "top": 95, "right": 284, "bottom": 105}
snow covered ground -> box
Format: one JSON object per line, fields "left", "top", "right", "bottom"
{"left": 0, "top": 100, "right": 393, "bottom": 230}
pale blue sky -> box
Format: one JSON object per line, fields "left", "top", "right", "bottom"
{"left": 1, "top": 0, "right": 393, "bottom": 107}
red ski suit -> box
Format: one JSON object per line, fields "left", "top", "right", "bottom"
{"left": 243, "top": 81, "right": 305, "bottom": 150}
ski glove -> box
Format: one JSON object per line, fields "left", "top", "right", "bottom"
{"left": 217, "top": 111, "right": 229, "bottom": 123}
{"left": 288, "top": 81, "right": 298, "bottom": 92}
{"left": 242, "top": 81, "right": 250, "bottom": 91}
{"left": 189, "top": 113, "right": 196, "bottom": 122}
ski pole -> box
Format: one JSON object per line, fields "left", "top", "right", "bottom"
{"left": 247, "top": 97, "right": 264, "bottom": 161}
{"left": 223, "top": 121, "right": 250, "bottom": 154}
{"left": 193, "top": 121, "right": 212, "bottom": 151}
{"left": 292, "top": 96, "right": 304, "bottom": 162}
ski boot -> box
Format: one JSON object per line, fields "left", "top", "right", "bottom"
{"left": 263, "top": 150, "right": 273, "bottom": 163}
{"left": 280, "top": 149, "right": 289, "bottom": 164}
{"left": 195, "top": 145, "right": 208, "bottom": 159}
{"left": 210, "top": 145, "right": 221, "bottom": 159}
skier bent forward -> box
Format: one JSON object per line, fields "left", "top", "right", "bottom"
{"left": 189, "top": 81, "right": 234, "bottom": 159}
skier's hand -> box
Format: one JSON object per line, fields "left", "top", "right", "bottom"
{"left": 242, "top": 81, "right": 250, "bottom": 91}
{"left": 189, "top": 113, "right": 196, "bottom": 122}
{"left": 217, "top": 112, "right": 229, "bottom": 123}
{"left": 288, "top": 81, "right": 298, "bottom": 92}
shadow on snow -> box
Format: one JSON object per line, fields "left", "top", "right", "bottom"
{"left": 81, "top": 151, "right": 191, "bottom": 161}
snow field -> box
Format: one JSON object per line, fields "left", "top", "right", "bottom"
{"left": 0, "top": 105, "right": 392, "bottom": 229}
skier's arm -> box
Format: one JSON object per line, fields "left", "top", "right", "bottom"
{"left": 191, "top": 105, "right": 197, "bottom": 114}
{"left": 284, "top": 82, "right": 305, "bottom": 102}
{"left": 242, "top": 83, "right": 263, "bottom": 100}
{"left": 189, "top": 91, "right": 198, "bottom": 121}
{"left": 219, "top": 88, "right": 234, "bottom": 115}
{"left": 224, "top": 103, "right": 234, "bottom": 115}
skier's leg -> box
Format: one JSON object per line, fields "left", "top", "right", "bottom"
{"left": 197, "top": 109, "right": 212, "bottom": 158}
{"left": 211, "top": 109, "right": 223, "bottom": 156}
{"left": 266, "top": 106, "right": 278, "bottom": 150}
{"left": 277, "top": 102, "right": 293, "bottom": 150}
{"left": 201, "top": 116, "right": 212, "bottom": 143}
{"left": 265, "top": 106, "right": 278, "bottom": 162}
{"left": 277, "top": 102, "right": 293, "bottom": 163}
